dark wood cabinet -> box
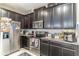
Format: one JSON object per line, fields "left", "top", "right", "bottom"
{"left": 38, "top": 8, "right": 44, "bottom": 21}
{"left": 0, "top": 8, "right": 2, "bottom": 17}
{"left": 44, "top": 8, "right": 52, "bottom": 28}
{"left": 15, "top": 14, "right": 21, "bottom": 21}
{"left": 34, "top": 10, "right": 38, "bottom": 21}
{"left": 24, "top": 15, "right": 30, "bottom": 29}
{"left": 50, "top": 45, "right": 62, "bottom": 56}
{"left": 51, "top": 5, "right": 62, "bottom": 28}
{"left": 0, "top": 3, "right": 76, "bottom": 29}
{"left": 43, "top": 3, "right": 76, "bottom": 29}
{"left": 20, "top": 16, "right": 25, "bottom": 29}
{"left": 40, "top": 39, "right": 50, "bottom": 56}
{"left": 34, "top": 7, "right": 45, "bottom": 21}
{"left": 40, "top": 43, "right": 49, "bottom": 56}
{"left": 62, "top": 3, "right": 76, "bottom": 29}
{"left": 30, "top": 13, "right": 34, "bottom": 28}
{"left": 62, "top": 48, "right": 75, "bottom": 56}
{"left": 9, "top": 11, "right": 16, "bottom": 21}
{"left": 20, "top": 36, "right": 29, "bottom": 48}
{"left": 52, "top": 3, "right": 76, "bottom": 29}
{"left": 40, "top": 39, "right": 78, "bottom": 56}
{"left": 24, "top": 13, "right": 34, "bottom": 29}
{"left": 2, "top": 9, "right": 9, "bottom": 17}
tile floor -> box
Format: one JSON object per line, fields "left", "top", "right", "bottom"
{"left": 9, "top": 48, "right": 37, "bottom": 56}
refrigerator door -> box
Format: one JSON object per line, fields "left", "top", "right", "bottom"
{"left": 13, "top": 30, "right": 20, "bottom": 51}
{"left": 2, "top": 32, "right": 10, "bottom": 55}
{"left": 12, "top": 21, "right": 20, "bottom": 52}
{"left": 10, "top": 27, "right": 14, "bottom": 53}
{"left": 10, "top": 21, "right": 20, "bottom": 53}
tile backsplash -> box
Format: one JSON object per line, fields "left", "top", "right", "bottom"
{"left": 21, "top": 29, "right": 76, "bottom": 34}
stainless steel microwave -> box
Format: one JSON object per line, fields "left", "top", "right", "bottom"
{"left": 33, "top": 20, "right": 43, "bottom": 29}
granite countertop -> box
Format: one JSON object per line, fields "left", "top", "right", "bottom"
{"left": 41, "top": 37, "right": 78, "bottom": 45}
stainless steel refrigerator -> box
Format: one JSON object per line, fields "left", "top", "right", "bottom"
{"left": 10, "top": 21, "right": 21, "bottom": 53}
{"left": 0, "top": 17, "right": 20, "bottom": 55}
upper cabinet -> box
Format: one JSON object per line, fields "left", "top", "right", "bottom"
{"left": 2, "top": 9, "right": 9, "bottom": 17}
{"left": 20, "top": 15, "right": 25, "bottom": 29}
{"left": 0, "top": 8, "right": 2, "bottom": 17}
{"left": 51, "top": 5, "right": 62, "bottom": 29}
{"left": 43, "top": 3, "right": 76, "bottom": 29}
{"left": 30, "top": 13, "right": 34, "bottom": 28}
{"left": 9, "top": 11, "right": 16, "bottom": 21}
{"left": 44, "top": 8, "right": 52, "bottom": 28}
{"left": 24, "top": 13, "right": 34, "bottom": 29}
{"left": 24, "top": 15, "right": 30, "bottom": 29}
{"left": 15, "top": 14, "right": 22, "bottom": 21}
{"left": 62, "top": 4, "right": 76, "bottom": 29}
{"left": 34, "top": 7, "right": 45, "bottom": 21}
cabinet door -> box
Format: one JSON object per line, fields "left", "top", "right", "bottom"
{"left": 34, "top": 10, "right": 38, "bottom": 21}
{"left": 44, "top": 8, "right": 51, "bottom": 28}
{"left": 50, "top": 45, "right": 62, "bottom": 56}
{"left": 20, "top": 36, "right": 29, "bottom": 48}
{"left": 18, "top": 14, "right": 21, "bottom": 22}
{"left": 30, "top": 13, "right": 34, "bottom": 29}
{"left": 34, "top": 7, "right": 45, "bottom": 21}
{"left": 62, "top": 4, "right": 76, "bottom": 29}
{"left": 52, "top": 5, "right": 62, "bottom": 28}
{"left": 15, "top": 14, "right": 19, "bottom": 21}
{"left": 62, "top": 48, "right": 75, "bottom": 56}
{"left": 40, "top": 43, "right": 49, "bottom": 56}
{"left": 24, "top": 15, "right": 30, "bottom": 29}
{"left": 2, "top": 9, "right": 8, "bottom": 17}
{"left": 38, "top": 8, "right": 44, "bottom": 21}
{"left": 20, "top": 16, "right": 25, "bottom": 29}
{"left": 0, "top": 8, "right": 2, "bottom": 17}
{"left": 15, "top": 14, "right": 21, "bottom": 21}
{"left": 9, "top": 12, "right": 16, "bottom": 21}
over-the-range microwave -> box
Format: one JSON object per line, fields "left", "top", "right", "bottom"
{"left": 32, "top": 20, "right": 43, "bottom": 29}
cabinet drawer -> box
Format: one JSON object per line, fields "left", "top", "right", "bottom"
{"left": 50, "top": 41, "right": 62, "bottom": 47}
{"left": 50, "top": 41, "right": 77, "bottom": 50}
{"left": 62, "top": 48, "right": 76, "bottom": 56}
{"left": 62, "top": 43, "right": 77, "bottom": 50}
{"left": 40, "top": 39, "right": 50, "bottom": 44}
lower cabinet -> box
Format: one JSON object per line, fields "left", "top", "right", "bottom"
{"left": 49, "top": 45, "right": 62, "bottom": 56}
{"left": 40, "top": 43, "right": 49, "bottom": 56}
{"left": 62, "top": 48, "right": 75, "bottom": 56}
{"left": 40, "top": 39, "right": 77, "bottom": 56}
{"left": 20, "top": 36, "right": 29, "bottom": 48}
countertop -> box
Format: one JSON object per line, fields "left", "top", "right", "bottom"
{"left": 41, "top": 37, "right": 78, "bottom": 45}
{"left": 20, "top": 34, "right": 78, "bottom": 45}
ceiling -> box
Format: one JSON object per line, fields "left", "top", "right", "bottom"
{"left": 0, "top": 3, "right": 48, "bottom": 15}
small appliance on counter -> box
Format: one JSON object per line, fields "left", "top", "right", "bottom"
{"left": 64, "top": 32, "right": 77, "bottom": 42}
{"left": 51, "top": 33, "right": 61, "bottom": 39}
{"left": 35, "top": 31, "right": 48, "bottom": 38}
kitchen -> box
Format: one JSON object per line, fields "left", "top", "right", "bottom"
{"left": 0, "top": 3, "right": 79, "bottom": 56}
